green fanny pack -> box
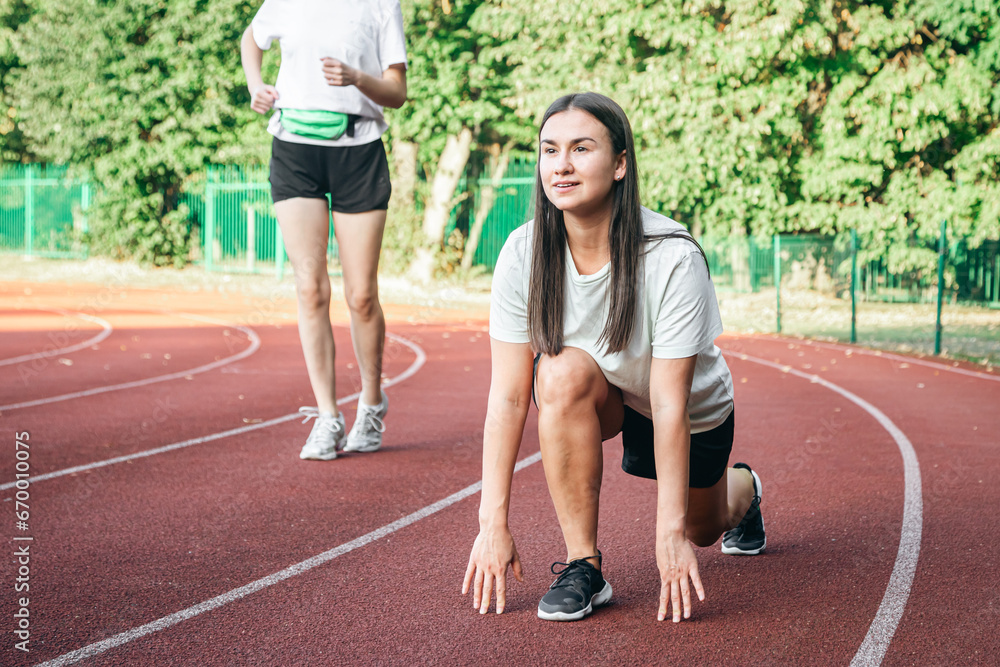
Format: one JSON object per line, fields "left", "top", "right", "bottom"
{"left": 280, "top": 109, "right": 353, "bottom": 140}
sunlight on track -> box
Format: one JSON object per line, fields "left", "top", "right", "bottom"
{"left": 0, "top": 308, "right": 113, "bottom": 367}
{"left": 0, "top": 312, "right": 260, "bottom": 412}
{"left": 734, "top": 352, "right": 922, "bottom": 667}
{"left": 0, "top": 332, "right": 425, "bottom": 491}
{"left": 750, "top": 335, "right": 1000, "bottom": 382}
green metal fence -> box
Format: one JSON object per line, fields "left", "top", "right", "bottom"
{"left": 182, "top": 166, "right": 339, "bottom": 278}
{"left": 466, "top": 157, "right": 536, "bottom": 270}
{"left": 700, "top": 231, "right": 999, "bottom": 307}
{"left": 1, "top": 163, "right": 997, "bottom": 311}
{"left": 0, "top": 164, "right": 90, "bottom": 259}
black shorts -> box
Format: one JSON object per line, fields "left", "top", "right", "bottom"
{"left": 269, "top": 137, "right": 392, "bottom": 213}
{"left": 620, "top": 407, "right": 734, "bottom": 488}
{"left": 531, "top": 353, "right": 734, "bottom": 489}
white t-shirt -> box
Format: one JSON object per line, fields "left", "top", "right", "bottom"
{"left": 251, "top": 0, "right": 408, "bottom": 147}
{"left": 490, "top": 207, "right": 735, "bottom": 433}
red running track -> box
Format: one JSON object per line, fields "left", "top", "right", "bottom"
{"left": 1, "top": 282, "right": 998, "bottom": 666}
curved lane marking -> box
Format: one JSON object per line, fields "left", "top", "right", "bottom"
{"left": 35, "top": 452, "right": 541, "bottom": 667}
{"left": 732, "top": 352, "right": 922, "bottom": 667}
{"left": 0, "top": 308, "right": 113, "bottom": 367}
{"left": 741, "top": 333, "right": 999, "bottom": 382}
{"left": 0, "top": 312, "right": 260, "bottom": 412}
{"left": 37, "top": 342, "right": 918, "bottom": 666}
{"left": 0, "top": 333, "right": 425, "bottom": 491}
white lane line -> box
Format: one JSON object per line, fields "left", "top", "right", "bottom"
{"left": 732, "top": 352, "right": 922, "bottom": 667}
{"left": 0, "top": 333, "right": 425, "bottom": 491}
{"left": 0, "top": 308, "right": 113, "bottom": 367}
{"left": 804, "top": 340, "right": 999, "bottom": 382}
{"left": 35, "top": 449, "right": 540, "bottom": 666}
{"left": 740, "top": 333, "right": 999, "bottom": 382}
{"left": 0, "top": 313, "right": 261, "bottom": 412}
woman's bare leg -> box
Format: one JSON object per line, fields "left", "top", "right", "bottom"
{"left": 332, "top": 209, "right": 386, "bottom": 407}
{"left": 274, "top": 197, "right": 339, "bottom": 415}
{"left": 535, "top": 347, "right": 624, "bottom": 569}
{"left": 685, "top": 466, "right": 755, "bottom": 547}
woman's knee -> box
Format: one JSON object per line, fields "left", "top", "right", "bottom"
{"left": 686, "top": 525, "right": 723, "bottom": 548}
{"left": 685, "top": 483, "right": 729, "bottom": 547}
{"left": 344, "top": 285, "right": 380, "bottom": 320}
{"left": 536, "top": 349, "right": 603, "bottom": 409}
{"left": 295, "top": 274, "right": 332, "bottom": 314}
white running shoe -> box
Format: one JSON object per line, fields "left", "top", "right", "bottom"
{"left": 343, "top": 391, "right": 388, "bottom": 453}
{"left": 298, "top": 407, "right": 346, "bottom": 460}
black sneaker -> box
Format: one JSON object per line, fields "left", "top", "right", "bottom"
{"left": 721, "top": 463, "right": 766, "bottom": 555}
{"left": 537, "top": 552, "right": 612, "bottom": 621}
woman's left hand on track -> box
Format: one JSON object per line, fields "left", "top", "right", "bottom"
{"left": 320, "top": 58, "right": 360, "bottom": 87}
{"left": 656, "top": 532, "right": 705, "bottom": 622}
{"left": 462, "top": 526, "right": 524, "bottom": 615}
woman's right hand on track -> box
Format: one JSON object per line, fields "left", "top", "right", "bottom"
{"left": 462, "top": 526, "right": 523, "bottom": 615}
{"left": 249, "top": 85, "right": 279, "bottom": 114}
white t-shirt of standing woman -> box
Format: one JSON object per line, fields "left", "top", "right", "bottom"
{"left": 251, "top": 0, "right": 408, "bottom": 147}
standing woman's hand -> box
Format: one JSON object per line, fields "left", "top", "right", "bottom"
{"left": 320, "top": 57, "right": 361, "bottom": 87}
{"left": 249, "top": 85, "right": 279, "bottom": 114}
{"left": 462, "top": 526, "right": 524, "bottom": 615}
{"left": 656, "top": 532, "right": 705, "bottom": 622}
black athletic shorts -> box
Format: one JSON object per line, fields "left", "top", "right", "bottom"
{"left": 532, "top": 353, "right": 734, "bottom": 489}
{"left": 620, "top": 407, "right": 734, "bottom": 488}
{"left": 269, "top": 137, "right": 392, "bottom": 213}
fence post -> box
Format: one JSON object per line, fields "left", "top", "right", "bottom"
{"left": 80, "top": 181, "right": 91, "bottom": 234}
{"left": 850, "top": 228, "right": 858, "bottom": 343}
{"left": 246, "top": 206, "right": 256, "bottom": 273}
{"left": 774, "top": 233, "right": 782, "bottom": 334}
{"left": 24, "top": 165, "right": 34, "bottom": 257}
{"left": 994, "top": 254, "right": 999, "bottom": 305}
{"left": 205, "top": 168, "right": 216, "bottom": 272}
{"left": 934, "top": 219, "right": 947, "bottom": 355}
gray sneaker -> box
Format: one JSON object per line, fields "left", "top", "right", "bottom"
{"left": 298, "top": 407, "right": 345, "bottom": 460}
{"left": 343, "top": 391, "right": 388, "bottom": 453}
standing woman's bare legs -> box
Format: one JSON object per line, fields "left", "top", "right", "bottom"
{"left": 332, "top": 209, "right": 387, "bottom": 407}
{"left": 274, "top": 197, "right": 339, "bottom": 416}
{"left": 534, "top": 347, "right": 624, "bottom": 569}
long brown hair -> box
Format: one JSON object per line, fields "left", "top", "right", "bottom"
{"left": 527, "top": 92, "right": 705, "bottom": 356}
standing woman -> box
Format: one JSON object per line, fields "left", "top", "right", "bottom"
{"left": 240, "top": 0, "right": 407, "bottom": 459}
{"left": 462, "top": 93, "right": 766, "bottom": 623}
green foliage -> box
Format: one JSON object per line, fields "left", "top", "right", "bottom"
{"left": 0, "top": 0, "right": 35, "bottom": 162}
{"left": 3, "top": 0, "right": 998, "bottom": 268}
{"left": 380, "top": 180, "right": 425, "bottom": 274}
{"left": 460, "top": 0, "right": 1000, "bottom": 267}
{"left": 386, "top": 0, "right": 517, "bottom": 165}
{"left": 9, "top": 0, "right": 267, "bottom": 264}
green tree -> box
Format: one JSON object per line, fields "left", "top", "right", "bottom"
{"left": 385, "top": 0, "right": 518, "bottom": 276}
{"left": 471, "top": 0, "right": 999, "bottom": 270}
{"left": 10, "top": 0, "right": 266, "bottom": 265}
{"left": 0, "top": 0, "right": 35, "bottom": 163}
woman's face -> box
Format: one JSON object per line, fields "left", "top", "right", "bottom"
{"left": 539, "top": 108, "right": 626, "bottom": 219}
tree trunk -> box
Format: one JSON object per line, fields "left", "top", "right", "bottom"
{"left": 409, "top": 127, "right": 474, "bottom": 282}
{"left": 392, "top": 139, "right": 417, "bottom": 209}
{"left": 462, "top": 143, "right": 510, "bottom": 271}
{"left": 422, "top": 126, "right": 473, "bottom": 245}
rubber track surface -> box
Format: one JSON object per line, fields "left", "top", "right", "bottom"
{"left": 1, "top": 282, "right": 998, "bottom": 666}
